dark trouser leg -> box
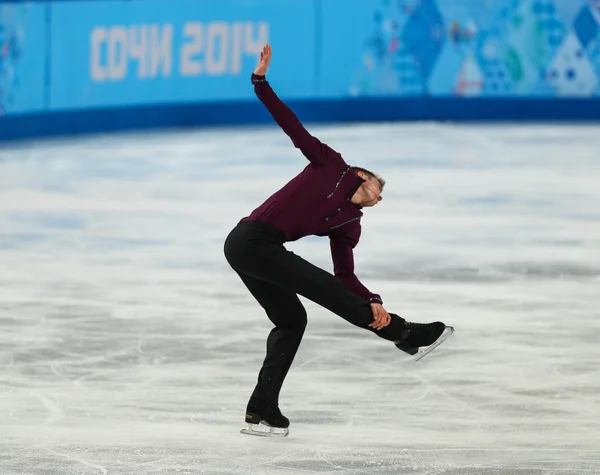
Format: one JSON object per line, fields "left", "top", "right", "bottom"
{"left": 235, "top": 272, "right": 307, "bottom": 405}
{"left": 224, "top": 222, "right": 407, "bottom": 344}
{"left": 269, "top": 250, "right": 407, "bottom": 342}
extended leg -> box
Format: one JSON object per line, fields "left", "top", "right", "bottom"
{"left": 264, "top": 249, "right": 448, "bottom": 353}
{"left": 224, "top": 222, "right": 448, "bottom": 355}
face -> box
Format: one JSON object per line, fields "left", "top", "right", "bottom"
{"left": 358, "top": 174, "right": 383, "bottom": 207}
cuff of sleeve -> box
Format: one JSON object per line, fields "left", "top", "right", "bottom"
{"left": 368, "top": 295, "right": 383, "bottom": 305}
{"left": 251, "top": 73, "right": 267, "bottom": 84}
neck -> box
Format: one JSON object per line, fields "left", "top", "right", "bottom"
{"left": 351, "top": 189, "right": 366, "bottom": 206}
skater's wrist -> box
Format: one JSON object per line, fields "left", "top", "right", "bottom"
{"left": 251, "top": 73, "right": 267, "bottom": 84}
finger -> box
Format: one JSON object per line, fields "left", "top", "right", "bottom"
{"left": 369, "top": 307, "right": 379, "bottom": 328}
{"left": 376, "top": 312, "right": 390, "bottom": 330}
{"left": 377, "top": 310, "right": 387, "bottom": 329}
{"left": 381, "top": 315, "right": 391, "bottom": 329}
{"left": 371, "top": 304, "right": 379, "bottom": 316}
{"left": 373, "top": 315, "right": 385, "bottom": 330}
{"left": 377, "top": 310, "right": 386, "bottom": 328}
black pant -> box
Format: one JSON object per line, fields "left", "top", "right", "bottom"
{"left": 223, "top": 220, "right": 407, "bottom": 405}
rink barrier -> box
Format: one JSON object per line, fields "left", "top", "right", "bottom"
{"left": 2, "top": 97, "right": 600, "bottom": 142}
{"left": 2, "top": 0, "right": 600, "bottom": 141}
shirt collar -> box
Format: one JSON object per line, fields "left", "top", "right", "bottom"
{"left": 347, "top": 171, "right": 366, "bottom": 209}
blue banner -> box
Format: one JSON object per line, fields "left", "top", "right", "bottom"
{"left": 49, "top": 0, "right": 318, "bottom": 110}
{"left": 320, "top": 0, "right": 600, "bottom": 98}
{"left": 4, "top": 0, "right": 600, "bottom": 139}
{"left": 0, "top": 3, "right": 46, "bottom": 115}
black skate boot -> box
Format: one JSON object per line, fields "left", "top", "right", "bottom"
{"left": 394, "top": 321, "right": 454, "bottom": 361}
{"left": 240, "top": 397, "right": 290, "bottom": 437}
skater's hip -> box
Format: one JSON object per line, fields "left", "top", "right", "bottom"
{"left": 229, "top": 220, "right": 286, "bottom": 243}
{"left": 224, "top": 220, "right": 286, "bottom": 269}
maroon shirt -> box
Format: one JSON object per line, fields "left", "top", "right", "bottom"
{"left": 240, "top": 73, "right": 382, "bottom": 305}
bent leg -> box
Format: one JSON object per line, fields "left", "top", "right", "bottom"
{"left": 269, "top": 249, "right": 408, "bottom": 342}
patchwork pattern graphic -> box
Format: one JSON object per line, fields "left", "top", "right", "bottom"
{"left": 401, "top": 0, "right": 445, "bottom": 83}
{"left": 0, "top": 3, "right": 28, "bottom": 115}
{"left": 353, "top": 0, "right": 600, "bottom": 97}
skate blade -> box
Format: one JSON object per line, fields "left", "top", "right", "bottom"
{"left": 240, "top": 423, "right": 289, "bottom": 438}
{"left": 414, "top": 326, "right": 454, "bottom": 362}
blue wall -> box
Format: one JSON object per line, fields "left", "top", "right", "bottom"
{"left": 2, "top": 0, "right": 600, "bottom": 141}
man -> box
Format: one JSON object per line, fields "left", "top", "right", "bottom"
{"left": 224, "top": 44, "right": 452, "bottom": 437}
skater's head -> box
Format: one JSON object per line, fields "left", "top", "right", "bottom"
{"left": 351, "top": 167, "right": 385, "bottom": 208}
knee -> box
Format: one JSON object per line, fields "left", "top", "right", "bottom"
{"left": 295, "top": 309, "right": 308, "bottom": 332}
{"left": 287, "top": 312, "right": 308, "bottom": 332}
{"left": 270, "top": 306, "right": 307, "bottom": 333}
{"left": 293, "top": 309, "right": 308, "bottom": 338}
{"left": 290, "top": 314, "right": 307, "bottom": 339}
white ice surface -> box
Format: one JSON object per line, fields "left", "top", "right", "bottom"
{"left": 0, "top": 123, "right": 599, "bottom": 474}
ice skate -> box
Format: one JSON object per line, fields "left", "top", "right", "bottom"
{"left": 240, "top": 397, "right": 290, "bottom": 437}
{"left": 394, "top": 321, "right": 454, "bottom": 361}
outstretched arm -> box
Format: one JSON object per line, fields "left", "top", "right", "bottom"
{"left": 329, "top": 225, "right": 382, "bottom": 304}
{"left": 329, "top": 224, "right": 391, "bottom": 331}
{"left": 252, "top": 44, "right": 332, "bottom": 166}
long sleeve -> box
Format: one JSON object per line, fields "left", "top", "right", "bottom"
{"left": 329, "top": 221, "right": 383, "bottom": 305}
{"left": 252, "top": 73, "right": 332, "bottom": 166}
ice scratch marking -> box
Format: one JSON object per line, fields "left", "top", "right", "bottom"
{"left": 44, "top": 448, "right": 107, "bottom": 474}
{"left": 34, "top": 392, "right": 65, "bottom": 425}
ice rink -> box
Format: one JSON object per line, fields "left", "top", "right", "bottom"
{"left": 1, "top": 123, "right": 599, "bottom": 474}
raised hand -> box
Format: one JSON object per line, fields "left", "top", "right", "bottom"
{"left": 254, "top": 44, "right": 272, "bottom": 76}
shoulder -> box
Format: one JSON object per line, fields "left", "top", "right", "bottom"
{"left": 310, "top": 142, "right": 349, "bottom": 172}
